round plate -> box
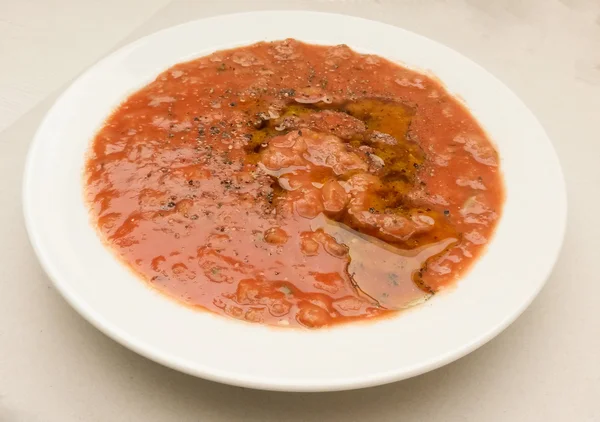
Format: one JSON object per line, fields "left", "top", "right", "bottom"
{"left": 23, "top": 11, "right": 566, "bottom": 391}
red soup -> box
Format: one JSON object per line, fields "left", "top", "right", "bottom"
{"left": 85, "top": 40, "right": 504, "bottom": 328}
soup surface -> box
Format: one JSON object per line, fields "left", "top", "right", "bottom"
{"left": 85, "top": 40, "right": 504, "bottom": 328}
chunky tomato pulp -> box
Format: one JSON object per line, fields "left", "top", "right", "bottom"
{"left": 86, "top": 40, "right": 504, "bottom": 328}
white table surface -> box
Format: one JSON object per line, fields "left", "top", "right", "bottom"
{"left": 1, "top": 1, "right": 599, "bottom": 421}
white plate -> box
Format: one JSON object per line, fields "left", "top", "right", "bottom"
{"left": 23, "top": 11, "right": 566, "bottom": 391}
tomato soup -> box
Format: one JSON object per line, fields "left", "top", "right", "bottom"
{"left": 85, "top": 40, "right": 504, "bottom": 328}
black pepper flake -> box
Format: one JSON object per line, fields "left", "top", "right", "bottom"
{"left": 413, "top": 163, "right": 420, "bottom": 169}
{"left": 210, "top": 126, "right": 220, "bottom": 135}
{"left": 193, "top": 116, "right": 200, "bottom": 122}
{"left": 279, "top": 88, "right": 296, "bottom": 97}
{"left": 198, "top": 127, "right": 205, "bottom": 137}
{"left": 244, "top": 133, "right": 253, "bottom": 140}
{"left": 188, "top": 180, "right": 194, "bottom": 186}
{"left": 167, "top": 201, "right": 176, "bottom": 208}
{"left": 443, "top": 210, "right": 450, "bottom": 216}
{"left": 229, "top": 102, "right": 236, "bottom": 107}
